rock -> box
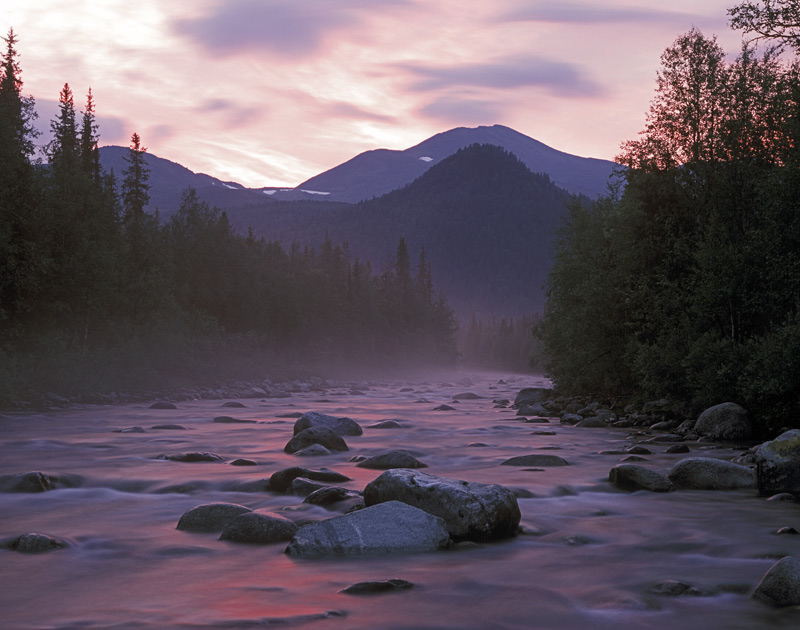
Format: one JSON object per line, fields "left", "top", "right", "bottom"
{"left": 647, "top": 580, "right": 693, "bottom": 597}
{"left": 293, "top": 412, "right": 363, "bottom": 437}
{"left": 514, "top": 387, "right": 552, "bottom": 408}
{"left": 363, "top": 469, "right": 520, "bottom": 542}
{"left": 752, "top": 556, "right": 800, "bottom": 606}
{"left": 291, "top": 478, "right": 327, "bottom": 496}
{"left": 269, "top": 467, "right": 352, "bottom": 493}
{"left": 157, "top": 452, "right": 225, "bottom": 462}
{"left": 453, "top": 392, "right": 482, "bottom": 400}
{"left": 149, "top": 401, "right": 177, "bottom": 409}
{"left": 577, "top": 417, "right": 608, "bottom": 428}
{"left": 295, "top": 444, "right": 332, "bottom": 457}
{"left": 230, "top": 458, "right": 257, "bottom": 466}
{"left": 433, "top": 404, "right": 455, "bottom": 411}
{"left": 340, "top": 579, "right": 414, "bottom": 595}
{"left": 356, "top": 451, "right": 428, "bottom": 470}
{"left": 213, "top": 416, "right": 257, "bottom": 423}
{"left": 303, "top": 487, "right": 362, "bottom": 508}
{"left": 767, "top": 492, "right": 797, "bottom": 502}
{"left": 667, "top": 457, "right": 757, "bottom": 490}
{"left": 150, "top": 424, "right": 187, "bottom": 430}
{"left": 626, "top": 446, "right": 652, "bottom": 455}
{"left": 285, "top": 501, "right": 450, "bottom": 557}
{"left": 517, "top": 403, "right": 550, "bottom": 417}
{"left": 666, "top": 444, "right": 690, "bottom": 454}
{"left": 369, "top": 420, "right": 402, "bottom": 429}
{"left": 501, "top": 454, "right": 569, "bottom": 467}
{"left": 114, "top": 426, "right": 146, "bottom": 433}
{"left": 560, "top": 414, "right": 583, "bottom": 425}
{"left": 8, "top": 533, "right": 69, "bottom": 553}
{"left": 284, "top": 427, "right": 348, "bottom": 454}
{"left": 609, "top": 464, "right": 673, "bottom": 492}
{"left": 219, "top": 512, "right": 298, "bottom": 544}
{"left": 0, "top": 472, "right": 55, "bottom": 493}
{"left": 222, "top": 401, "right": 246, "bottom": 408}
{"left": 176, "top": 503, "right": 252, "bottom": 532}
{"left": 755, "top": 430, "right": 800, "bottom": 495}
{"left": 693, "top": 402, "right": 754, "bottom": 442}
{"left": 776, "top": 527, "right": 799, "bottom": 535}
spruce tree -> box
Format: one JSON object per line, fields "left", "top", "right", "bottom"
{"left": 121, "top": 132, "right": 150, "bottom": 224}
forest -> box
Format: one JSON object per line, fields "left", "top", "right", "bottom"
{"left": 0, "top": 29, "right": 457, "bottom": 405}
{"left": 537, "top": 6, "right": 800, "bottom": 434}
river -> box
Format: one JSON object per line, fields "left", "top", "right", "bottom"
{"left": 1, "top": 371, "right": 798, "bottom": 629}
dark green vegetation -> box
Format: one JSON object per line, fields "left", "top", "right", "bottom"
{"left": 537, "top": 22, "right": 800, "bottom": 433}
{"left": 0, "top": 29, "right": 456, "bottom": 405}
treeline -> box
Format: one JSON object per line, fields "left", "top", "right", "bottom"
{"left": 0, "top": 29, "right": 456, "bottom": 404}
{"left": 537, "top": 23, "right": 800, "bottom": 433}
{"left": 458, "top": 314, "right": 541, "bottom": 372}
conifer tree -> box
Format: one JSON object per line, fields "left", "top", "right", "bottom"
{"left": 121, "top": 132, "right": 150, "bottom": 224}
{"left": 79, "top": 88, "right": 101, "bottom": 184}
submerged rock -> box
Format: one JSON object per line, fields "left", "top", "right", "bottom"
{"left": 755, "top": 429, "right": 800, "bottom": 495}
{"left": 285, "top": 501, "right": 450, "bottom": 557}
{"left": 0, "top": 472, "right": 55, "bottom": 493}
{"left": 284, "top": 427, "right": 348, "bottom": 454}
{"left": 340, "top": 579, "right": 415, "bottom": 595}
{"left": 293, "top": 412, "right": 363, "bottom": 436}
{"left": 157, "top": 452, "right": 225, "bottom": 462}
{"left": 667, "top": 457, "right": 756, "bottom": 490}
{"left": 693, "top": 402, "right": 754, "bottom": 442}
{"left": 268, "top": 467, "right": 352, "bottom": 493}
{"left": 363, "top": 469, "right": 520, "bottom": 542}
{"left": 502, "top": 454, "right": 569, "bottom": 467}
{"left": 368, "top": 420, "right": 402, "bottom": 429}
{"left": 219, "top": 512, "right": 297, "bottom": 544}
{"left": 213, "top": 416, "right": 257, "bottom": 424}
{"left": 7, "top": 532, "right": 69, "bottom": 553}
{"left": 177, "top": 503, "right": 252, "bottom": 532}
{"left": 609, "top": 464, "right": 673, "bottom": 492}
{"left": 752, "top": 556, "right": 800, "bottom": 606}
{"left": 149, "top": 401, "right": 177, "bottom": 410}
{"left": 356, "top": 451, "right": 428, "bottom": 470}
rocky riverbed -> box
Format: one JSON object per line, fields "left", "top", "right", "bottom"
{"left": 1, "top": 371, "right": 799, "bottom": 629}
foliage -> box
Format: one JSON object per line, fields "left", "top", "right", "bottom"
{"left": 538, "top": 27, "right": 800, "bottom": 433}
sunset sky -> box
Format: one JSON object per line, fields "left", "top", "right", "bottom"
{"left": 2, "top": 1, "right": 747, "bottom": 187}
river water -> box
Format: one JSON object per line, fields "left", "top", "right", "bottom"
{"left": 1, "top": 372, "right": 799, "bottom": 629}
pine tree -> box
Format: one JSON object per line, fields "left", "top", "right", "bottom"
{"left": 48, "top": 83, "right": 79, "bottom": 170}
{"left": 121, "top": 132, "right": 150, "bottom": 224}
{"left": 79, "top": 88, "right": 101, "bottom": 184}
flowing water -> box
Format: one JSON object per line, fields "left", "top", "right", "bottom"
{"left": 1, "top": 372, "right": 799, "bottom": 629}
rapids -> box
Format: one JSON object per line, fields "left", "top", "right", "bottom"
{"left": 1, "top": 372, "right": 799, "bottom": 629}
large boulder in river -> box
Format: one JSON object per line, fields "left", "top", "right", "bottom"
{"left": 293, "top": 412, "right": 363, "bottom": 437}
{"left": 752, "top": 556, "right": 800, "bottom": 606}
{"left": 285, "top": 501, "right": 450, "bottom": 557}
{"left": 356, "top": 451, "right": 427, "bottom": 469}
{"left": 754, "top": 430, "right": 800, "bottom": 496}
{"left": 176, "top": 503, "right": 252, "bottom": 532}
{"left": 363, "top": 469, "right": 520, "bottom": 542}
{"left": 693, "top": 402, "right": 754, "bottom": 442}
{"left": 609, "top": 464, "right": 673, "bottom": 492}
{"left": 219, "top": 512, "right": 298, "bottom": 544}
{"left": 284, "top": 427, "right": 348, "bottom": 454}
{"left": 513, "top": 387, "right": 553, "bottom": 408}
{"left": 667, "top": 457, "right": 756, "bottom": 490}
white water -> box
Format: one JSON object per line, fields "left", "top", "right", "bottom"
{"left": 1, "top": 372, "right": 799, "bottom": 629}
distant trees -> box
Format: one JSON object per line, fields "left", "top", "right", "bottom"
{"left": 537, "top": 26, "right": 800, "bottom": 432}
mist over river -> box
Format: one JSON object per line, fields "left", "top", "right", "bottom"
{"left": 1, "top": 372, "right": 799, "bottom": 629}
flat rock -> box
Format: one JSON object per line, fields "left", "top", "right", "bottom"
{"left": 502, "top": 454, "right": 569, "bottom": 467}
{"left": 752, "top": 556, "right": 800, "bottom": 606}
{"left": 356, "top": 451, "right": 428, "bottom": 470}
{"left": 341, "top": 579, "right": 415, "bottom": 595}
{"left": 609, "top": 464, "right": 673, "bottom": 492}
{"left": 284, "top": 427, "right": 348, "bottom": 454}
{"left": 667, "top": 457, "right": 756, "bottom": 490}
{"left": 293, "top": 412, "right": 363, "bottom": 436}
{"left": 363, "top": 469, "right": 520, "bottom": 542}
{"left": 213, "top": 416, "right": 257, "bottom": 424}
{"left": 269, "top": 467, "right": 352, "bottom": 493}
{"left": 219, "top": 512, "right": 298, "bottom": 544}
{"left": 157, "top": 452, "right": 225, "bottom": 462}
{"left": 177, "top": 503, "right": 252, "bottom": 532}
{"left": 285, "top": 501, "right": 450, "bottom": 557}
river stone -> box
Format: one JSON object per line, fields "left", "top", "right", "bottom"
{"left": 0, "top": 472, "right": 55, "bottom": 493}
{"left": 158, "top": 452, "right": 225, "bottom": 462}
{"left": 516, "top": 403, "right": 549, "bottom": 417}
{"left": 666, "top": 444, "right": 690, "bottom": 454}
{"left": 667, "top": 457, "right": 757, "bottom": 490}
{"left": 609, "top": 464, "right": 673, "bottom": 492}
{"left": 284, "top": 427, "right": 348, "bottom": 454}
{"left": 755, "top": 430, "right": 800, "bottom": 495}
{"left": 213, "top": 415, "right": 256, "bottom": 423}
{"left": 149, "top": 401, "right": 177, "bottom": 409}
{"left": 514, "top": 387, "right": 552, "bottom": 408}
{"left": 219, "top": 512, "right": 297, "bottom": 544}
{"left": 230, "top": 458, "right": 257, "bottom": 466}
{"left": 363, "top": 469, "right": 520, "bottom": 542}
{"left": 368, "top": 420, "right": 402, "bottom": 429}
{"left": 577, "top": 417, "right": 608, "bottom": 428}
{"left": 356, "top": 451, "right": 428, "bottom": 470}
{"left": 295, "top": 444, "right": 332, "bottom": 457}
{"left": 293, "top": 412, "right": 363, "bottom": 436}
{"left": 176, "top": 502, "right": 252, "bottom": 532}
{"left": 9, "top": 533, "right": 69, "bottom": 553}
{"left": 285, "top": 501, "right": 450, "bottom": 557}
{"left": 269, "top": 467, "right": 352, "bottom": 492}
{"left": 453, "top": 392, "right": 482, "bottom": 400}
{"left": 501, "top": 454, "right": 569, "bottom": 467}
{"left": 222, "top": 401, "right": 246, "bottom": 408}
{"left": 340, "top": 579, "right": 415, "bottom": 595}
{"left": 752, "top": 556, "right": 800, "bottom": 606}
{"left": 693, "top": 402, "right": 754, "bottom": 442}
{"left": 303, "top": 487, "right": 361, "bottom": 507}
{"left": 560, "top": 414, "right": 583, "bottom": 425}
{"left": 150, "top": 424, "right": 187, "bottom": 430}
{"left": 434, "top": 404, "right": 455, "bottom": 411}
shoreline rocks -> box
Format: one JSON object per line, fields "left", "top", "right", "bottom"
{"left": 754, "top": 429, "right": 800, "bottom": 496}
{"left": 667, "top": 457, "right": 756, "bottom": 490}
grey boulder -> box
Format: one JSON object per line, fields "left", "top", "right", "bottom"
{"left": 356, "top": 451, "right": 428, "bottom": 469}
{"left": 363, "top": 469, "right": 520, "bottom": 542}
{"left": 293, "top": 412, "right": 362, "bottom": 436}
{"left": 176, "top": 503, "right": 252, "bottom": 532}
{"left": 609, "top": 464, "right": 673, "bottom": 492}
{"left": 755, "top": 429, "right": 800, "bottom": 495}
{"left": 667, "top": 457, "right": 756, "bottom": 490}
{"left": 268, "top": 467, "right": 351, "bottom": 492}
{"left": 693, "top": 402, "right": 754, "bottom": 442}
{"left": 284, "top": 427, "right": 348, "bottom": 454}
{"left": 502, "top": 454, "right": 569, "bottom": 467}
{"left": 285, "top": 501, "right": 450, "bottom": 557}
{"left": 752, "top": 556, "right": 800, "bottom": 606}
{"left": 219, "top": 512, "right": 298, "bottom": 544}
{"left": 7, "top": 532, "right": 69, "bottom": 553}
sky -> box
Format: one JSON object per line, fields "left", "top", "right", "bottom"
{"left": 2, "top": 1, "right": 748, "bottom": 188}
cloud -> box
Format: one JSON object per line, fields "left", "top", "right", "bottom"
{"left": 172, "top": 0, "right": 409, "bottom": 58}
{"left": 398, "top": 56, "right": 604, "bottom": 98}
{"left": 418, "top": 97, "right": 502, "bottom": 123}
{"left": 502, "top": 2, "right": 708, "bottom": 26}
{"left": 325, "top": 101, "right": 396, "bottom": 124}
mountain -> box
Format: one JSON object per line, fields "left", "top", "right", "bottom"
{"left": 297, "top": 124, "right": 615, "bottom": 201}
{"left": 227, "top": 144, "right": 571, "bottom": 318}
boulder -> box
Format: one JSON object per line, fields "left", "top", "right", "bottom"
{"left": 268, "top": 467, "right": 351, "bottom": 493}
{"left": 303, "top": 487, "right": 362, "bottom": 508}
{"left": 609, "top": 464, "right": 673, "bottom": 492}
{"left": 752, "top": 556, "right": 800, "bottom": 606}
{"left": 363, "top": 469, "right": 520, "bottom": 542}
{"left": 284, "top": 427, "right": 348, "bottom": 454}
{"left": 514, "top": 387, "right": 553, "bottom": 408}
{"left": 693, "top": 402, "right": 754, "bottom": 442}
{"left": 7, "top": 533, "right": 69, "bottom": 553}
{"left": 293, "top": 412, "right": 363, "bottom": 436}
{"left": 356, "top": 451, "right": 428, "bottom": 470}
{"left": 754, "top": 429, "right": 800, "bottom": 495}
{"left": 0, "top": 471, "right": 55, "bottom": 493}
{"left": 219, "top": 512, "right": 297, "bottom": 544}
{"left": 295, "top": 444, "right": 332, "bottom": 457}
{"left": 285, "top": 501, "right": 450, "bottom": 557}
{"left": 157, "top": 452, "right": 225, "bottom": 462}
{"left": 149, "top": 401, "right": 177, "bottom": 410}
{"left": 453, "top": 392, "right": 482, "bottom": 400}
{"left": 667, "top": 457, "right": 756, "bottom": 490}
{"left": 176, "top": 503, "right": 252, "bottom": 532}
{"left": 368, "top": 420, "right": 402, "bottom": 429}
{"left": 213, "top": 416, "right": 256, "bottom": 424}
{"left": 577, "top": 417, "right": 608, "bottom": 428}
{"left": 341, "top": 579, "right": 414, "bottom": 595}
{"left": 501, "top": 454, "right": 569, "bottom": 467}
{"left": 516, "top": 403, "right": 550, "bottom": 417}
